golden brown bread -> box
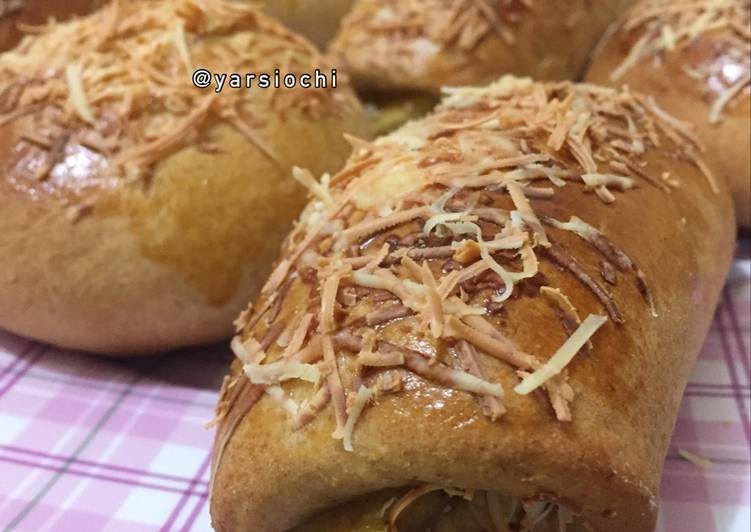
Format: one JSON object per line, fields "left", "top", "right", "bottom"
{"left": 328, "top": 0, "right": 634, "bottom": 93}
{"left": 0, "top": 0, "right": 104, "bottom": 52}
{"left": 254, "top": 0, "right": 355, "bottom": 49}
{"left": 0, "top": 0, "right": 368, "bottom": 354}
{"left": 586, "top": 0, "right": 751, "bottom": 227}
{"left": 210, "top": 77, "right": 735, "bottom": 531}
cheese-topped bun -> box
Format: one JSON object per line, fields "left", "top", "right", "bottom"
{"left": 0, "top": 0, "right": 368, "bottom": 355}
{"left": 255, "top": 0, "right": 355, "bottom": 49}
{"left": 0, "top": 0, "right": 104, "bottom": 52}
{"left": 210, "top": 77, "right": 735, "bottom": 531}
{"left": 328, "top": 0, "right": 634, "bottom": 93}
{"left": 587, "top": 0, "right": 751, "bottom": 227}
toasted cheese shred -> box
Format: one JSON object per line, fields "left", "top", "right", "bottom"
{"left": 172, "top": 21, "right": 193, "bottom": 73}
{"left": 542, "top": 373, "right": 575, "bottom": 422}
{"left": 540, "top": 286, "right": 584, "bottom": 338}
{"left": 265, "top": 385, "right": 299, "bottom": 416}
{"left": 457, "top": 341, "right": 506, "bottom": 420}
{"left": 400, "top": 255, "right": 424, "bottom": 281}
{"left": 421, "top": 262, "right": 445, "bottom": 337}
{"left": 342, "top": 385, "right": 373, "bottom": 452}
{"left": 446, "top": 316, "right": 533, "bottom": 369}
{"left": 322, "top": 335, "right": 347, "bottom": 439}
{"left": 293, "top": 166, "right": 334, "bottom": 206}
{"left": 506, "top": 181, "right": 550, "bottom": 247}
{"left": 231, "top": 335, "right": 268, "bottom": 364}
{"left": 290, "top": 385, "right": 331, "bottom": 431}
{"left": 515, "top": 314, "right": 608, "bottom": 395}
{"left": 581, "top": 173, "right": 635, "bottom": 203}
{"left": 340, "top": 206, "right": 431, "bottom": 245}
{"left": 398, "top": 346, "right": 503, "bottom": 397}
{"left": 363, "top": 243, "right": 391, "bottom": 272}
{"left": 320, "top": 264, "right": 348, "bottom": 334}
{"left": 244, "top": 360, "right": 320, "bottom": 385}
{"left": 65, "top": 64, "right": 95, "bottom": 124}
{"left": 357, "top": 349, "right": 405, "bottom": 367}
{"left": 544, "top": 215, "right": 633, "bottom": 271}
{"left": 282, "top": 314, "right": 313, "bottom": 359}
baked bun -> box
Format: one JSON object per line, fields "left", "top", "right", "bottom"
{"left": 0, "top": 0, "right": 368, "bottom": 355}
{"left": 255, "top": 0, "right": 355, "bottom": 49}
{"left": 210, "top": 77, "right": 735, "bottom": 531}
{"left": 587, "top": 0, "right": 751, "bottom": 227}
{"left": 328, "top": 0, "right": 634, "bottom": 93}
{"left": 0, "top": 0, "right": 104, "bottom": 52}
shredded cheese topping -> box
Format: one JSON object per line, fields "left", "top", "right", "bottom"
{"left": 220, "top": 77, "right": 711, "bottom": 453}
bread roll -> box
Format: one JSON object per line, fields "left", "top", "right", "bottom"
{"left": 586, "top": 0, "right": 751, "bottom": 227}
{"left": 328, "top": 0, "right": 634, "bottom": 93}
{"left": 255, "top": 0, "right": 355, "bottom": 49}
{"left": 0, "top": 0, "right": 368, "bottom": 354}
{"left": 0, "top": 0, "right": 104, "bottom": 52}
{"left": 210, "top": 77, "right": 735, "bottom": 531}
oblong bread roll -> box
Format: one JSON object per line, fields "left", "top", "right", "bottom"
{"left": 328, "top": 0, "right": 634, "bottom": 93}
{"left": 0, "top": 0, "right": 368, "bottom": 354}
{"left": 586, "top": 0, "right": 751, "bottom": 227}
{"left": 210, "top": 77, "right": 735, "bottom": 531}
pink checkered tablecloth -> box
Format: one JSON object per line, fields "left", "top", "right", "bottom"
{"left": 0, "top": 242, "right": 748, "bottom": 532}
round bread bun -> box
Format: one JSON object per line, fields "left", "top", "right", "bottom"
{"left": 255, "top": 0, "right": 355, "bottom": 49}
{"left": 209, "top": 77, "right": 734, "bottom": 531}
{"left": 328, "top": 0, "right": 634, "bottom": 94}
{"left": 0, "top": 0, "right": 104, "bottom": 52}
{"left": 586, "top": 0, "right": 751, "bottom": 228}
{"left": 0, "top": 0, "right": 369, "bottom": 355}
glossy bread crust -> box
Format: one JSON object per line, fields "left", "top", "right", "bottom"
{"left": 586, "top": 0, "right": 751, "bottom": 227}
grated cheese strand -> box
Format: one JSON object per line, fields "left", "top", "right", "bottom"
{"left": 322, "top": 335, "right": 348, "bottom": 439}
{"left": 65, "top": 64, "right": 95, "bottom": 124}
{"left": 515, "top": 314, "right": 608, "bottom": 395}
{"left": 342, "top": 385, "right": 373, "bottom": 452}
{"left": 244, "top": 360, "right": 320, "bottom": 385}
